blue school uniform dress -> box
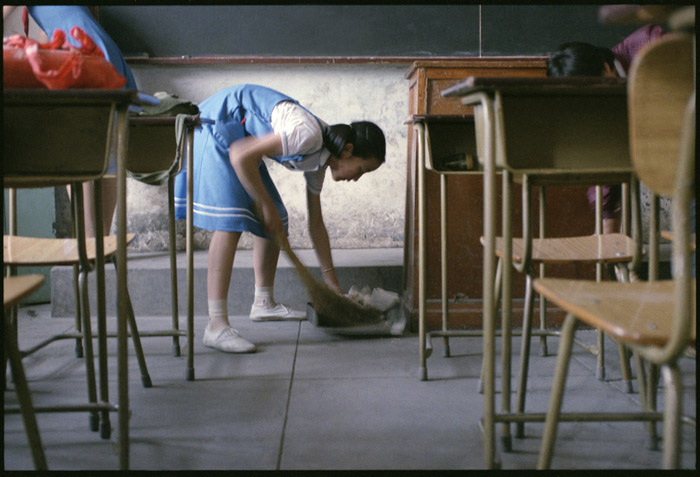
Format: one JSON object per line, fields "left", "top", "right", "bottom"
{"left": 26, "top": 5, "right": 137, "bottom": 89}
{"left": 173, "top": 84, "right": 329, "bottom": 238}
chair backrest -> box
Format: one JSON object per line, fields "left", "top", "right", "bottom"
{"left": 627, "top": 33, "right": 695, "bottom": 197}
{"left": 628, "top": 33, "right": 696, "bottom": 361}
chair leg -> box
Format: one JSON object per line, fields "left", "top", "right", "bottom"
{"left": 514, "top": 272, "right": 535, "bottom": 438}
{"left": 596, "top": 333, "right": 606, "bottom": 382}
{"left": 108, "top": 257, "right": 152, "bottom": 388}
{"left": 73, "top": 265, "right": 84, "bottom": 358}
{"left": 167, "top": 177, "right": 181, "bottom": 357}
{"left": 633, "top": 352, "right": 661, "bottom": 450}
{"left": 78, "top": 268, "right": 100, "bottom": 433}
{"left": 661, "top": 364, "right": 682, "bottom": 469}
{"left": 479, "top": 257, "right": 504, "bottom": 394}
{"left": 4, "top": 304, "right": 18, "bottom": 388}
{"left": 4, "top": 316, "right": 48, "bottom": 470}
{"left": 617, "top": 342, "right": 634, "bottom": 393}
{"left": 537, "top": 313, "right": 578, "bottom": 470}
{"left": 613, "top": 262, "right": 634, "bottom": 393}
{"left": 538, "top": 265, "right": 548, "bottom": 357}
{"left": 646, "top": 362, "right": 661, "bottom": 450}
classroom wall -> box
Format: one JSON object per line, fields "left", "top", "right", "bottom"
{"left": 7, "top": 5, "right": 672, "bottom": 254}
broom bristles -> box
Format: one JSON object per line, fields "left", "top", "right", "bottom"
{"left": 277, "top": 235, "right": 383, "bottom": 327}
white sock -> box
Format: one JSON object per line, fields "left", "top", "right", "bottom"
{"left": 253, "top": 286, "right": 276, "bottom": 308}
{"left": 208, "top": 299, "right": 229, "bottom": 331}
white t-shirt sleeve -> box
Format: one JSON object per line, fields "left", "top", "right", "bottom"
{"left": 271, "top": 101, "right": 323, "bottom": 156}
{"left": 271, "top": 101, "right": 328, "bottom": 195}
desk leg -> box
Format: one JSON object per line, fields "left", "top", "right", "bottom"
{"left": 415, "top": 123, "right": 428, "bottom": 381}
{"left": 500, "top": 170, "right": 513, "bottom": 452}
{"left": 115, "top": 106, "right": 130, "bottom": 471}
{"left": 440, "top": 174, "right": 450, "bottom": 357}
{"left": 167, "top": 176, "right": 181, "bottom": 357}
{"left": 72, "top": 184, "right": 99, "bottom": 433}
{"left": 93, "top": 179, "right": 111, "bottom": 439}
{"left": 539, "top": 187, "right": 549, "bottom": 357}
{"left": 476, "top": 95, "right": 498, "bottom": 470}
{"left": 186, "top": 125, "right": 195, "bottom": 381}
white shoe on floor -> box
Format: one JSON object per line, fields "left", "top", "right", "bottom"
{"left": 249, "top": 303, "right": 306, "bottom": 322}
{"left": 202, "top": 326, "right": 256, "bottom": 353}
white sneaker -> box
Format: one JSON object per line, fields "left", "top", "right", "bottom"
{"left": 249, "top": 303, "right": 306, "bottom": 322}
{"left": 202, "top": 326, "right": 256, "bottom": 353}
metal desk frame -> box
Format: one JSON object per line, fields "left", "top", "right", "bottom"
{"left": 4, "top": 89, "right": 140, "bottom": 470}
{"left": 443, "top": 78, "right": 647, "bottom": 468}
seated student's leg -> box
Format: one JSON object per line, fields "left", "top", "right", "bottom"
{"left": 81, "top": 179, "right": 118, "bottom": 237}
{"left": 603, "top": 216, "right": 620, "bottom": 235}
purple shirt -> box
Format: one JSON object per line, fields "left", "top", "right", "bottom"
{"left": 589, "top": 24, "right": 665, "bottom": 219}
{"left": 612, "top": 24, "right": 666, "bottom": 74}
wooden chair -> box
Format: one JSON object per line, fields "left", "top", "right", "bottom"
{"left": 3, "top": 90, "right": 151, "bottom": 446}
{"left": 492, "top": 174, "right": 642, "bottom": 443}
{"left": 4, "top": 274, "right": 48, "bottom": 470}
{"left": 535, "top": 33, "right": 696, "bottom": 469}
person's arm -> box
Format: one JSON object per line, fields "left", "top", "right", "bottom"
{"left": 228, "top": 133, "right": 287, "bottom": 242}
{"left": 307, "top": 189, "right": 343, "bottom": 294}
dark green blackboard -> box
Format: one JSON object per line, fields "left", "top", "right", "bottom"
{"left": 99, "top": 5, "right": 640, "bottom": 58}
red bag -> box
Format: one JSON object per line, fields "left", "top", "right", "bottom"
{"left": 3, "top": 27, "right": 127, "bottom": 90}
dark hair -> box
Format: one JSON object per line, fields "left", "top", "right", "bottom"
{"left": 547, "top": 42, "right": 616, "bottom": 77}
{"left": 323, "top": 121, "right": 386, "bottom": 163}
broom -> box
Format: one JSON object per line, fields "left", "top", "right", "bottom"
{"left": 274, "top": 233, "right": 384, "bottom": 328}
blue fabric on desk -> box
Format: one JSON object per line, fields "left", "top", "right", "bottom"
{"left": 26, "top": 6, "right": 137, "bottom": 90}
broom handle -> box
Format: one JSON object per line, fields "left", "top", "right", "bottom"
{"left": 274, "top": 232, "right": 325, "bottom": 291}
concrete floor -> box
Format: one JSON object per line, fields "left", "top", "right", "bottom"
{"left": 3, "top": 303, "right": 696, "bottom": 470}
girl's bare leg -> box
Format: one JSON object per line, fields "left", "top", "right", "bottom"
{"left": 207, "top": 231, "right": 241, "bottom": 331}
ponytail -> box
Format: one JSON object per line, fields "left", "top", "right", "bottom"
{"left": 323, "top": 124, "right": 352, "bottom": 157}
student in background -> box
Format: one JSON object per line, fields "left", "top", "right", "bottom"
{"left": 547, "top": 24, "right": 665, "bottom": 234}
{"left": 174, "top": 84, "right": 386, "bottom": 354}
{"left": 3, "top": 5, "right": 137, "bottom": 237}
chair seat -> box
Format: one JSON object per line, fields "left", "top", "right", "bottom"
{"left": 4, "top": 234, "right": 136, "bottom": 266}
{"left": 484, "top": 233, "right": 637, "bottom": 264}
{"left": 533, "top": 277, "right": 696, "bottom": 347}
{"left": 4, "top": 275, "right": 45, "bottom": 308}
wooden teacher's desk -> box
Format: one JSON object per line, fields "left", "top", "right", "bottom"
{"left": 403, "top": 59, "right": 602, "bottom": 337}
{"left": 442, "top": 76, "right": 633, "bottom": 469}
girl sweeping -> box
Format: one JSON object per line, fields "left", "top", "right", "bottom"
{"left": 174, "top": 84, "right": 386, "bottom": 353}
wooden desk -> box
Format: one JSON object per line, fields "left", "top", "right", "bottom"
{"left": 443, "top": 77, "right": 635, "bottom": 469}
{"left": 403, "top": 58, "right": 601, "bottom": 334}
{"left": 4, "top": 89, "right": 139, "bottom": 470}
